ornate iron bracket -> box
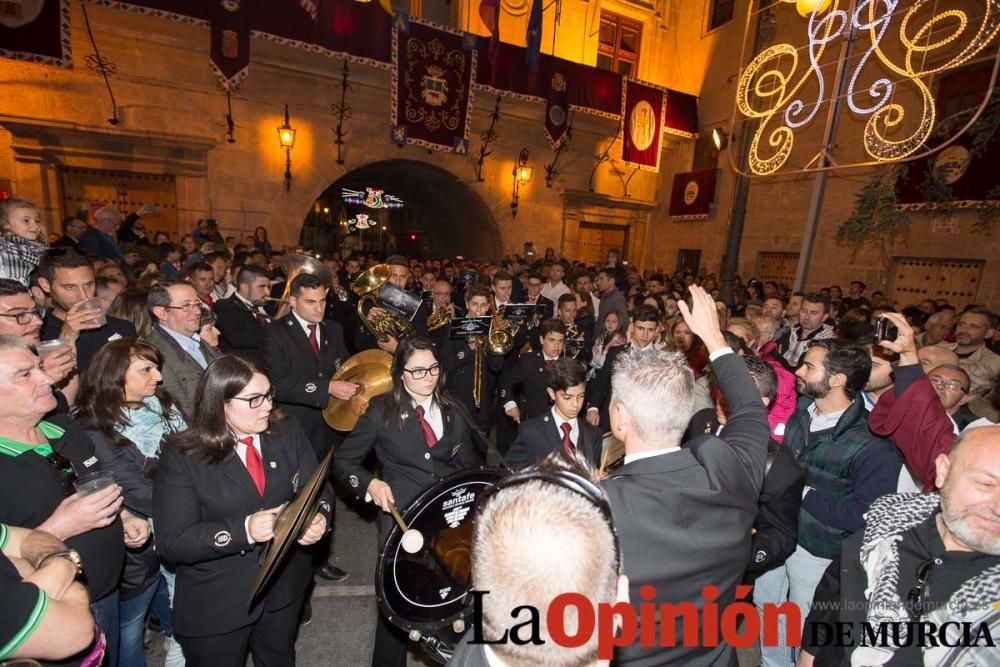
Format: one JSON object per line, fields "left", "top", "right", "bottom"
{"left": 81, "top": 1, "right": 120, "bottom": 125}
{"left": 476, "top": 96, "right": 502, "bottom": 182}
{"left": 544, "top": 114, "right": 573, "bottom": 188}
{"left": 225, "top": 89, "right": 237, "bottom": 144}
{"left": 588, "top": 119, "right": 622, "bottom": 192}
{"left": 330, "top": 62, "right": 353, "bottom": 165}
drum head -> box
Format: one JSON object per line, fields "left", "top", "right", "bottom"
{"left": 376, "top": 467, "right": 503, "bottom": 633}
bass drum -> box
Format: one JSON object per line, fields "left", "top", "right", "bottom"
{"left": 375, "top": 467, "right": 503, "bottom": 663}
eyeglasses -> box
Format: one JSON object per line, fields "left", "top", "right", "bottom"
{"left": 907, "top": 558, "right": 936, "bottom": 617}
{"left": 231, "top": 388, "right": 276, "bottom": 409}
{"left": 928, "top": 376, "right": 967, "bottom": 393}
{"left": 403, "top": 364, "right": 441, "bottom": 380}
{"left": 46, "top": 451, "right": 78, "bottom": 496}
{"left": 0, "top": 308, "right": 42, "bottom": 325}
{"left": 163, "top": 302, "right": 204, "bottom": 312}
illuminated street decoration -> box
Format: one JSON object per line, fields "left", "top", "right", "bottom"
{"left": 348, "top": 213, "right": 376, "bottom": 231}
{"left": 734, "top": 0, "right": 1000, "bottom": 176}
{"left": 342, "top": 187, "right": 404, "bottom": 208}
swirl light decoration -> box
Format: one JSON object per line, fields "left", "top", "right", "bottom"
{"left": 733, "top": 0, "right": 1000, "bottom": 177}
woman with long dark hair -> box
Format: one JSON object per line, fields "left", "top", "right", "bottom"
{"left": 152, "top": 356, "right": 330, "bottom": 666}
{"left": 333, "top": 335, "right": 481, "bottom": 667}
{"left": 75, "top": 339, "right": 187, "bottom": 667}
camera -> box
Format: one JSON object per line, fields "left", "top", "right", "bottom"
{"left": 874, "top": 317, "right": 899, "bottom": 343}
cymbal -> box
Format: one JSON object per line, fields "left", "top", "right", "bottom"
{"left": 249, "top": 447, "right": 333, "bottom": 608}
{"left": 323, "top": 349, "right": 393, "bottom": 431}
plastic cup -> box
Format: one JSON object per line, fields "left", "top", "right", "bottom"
{"left": 35, "top": 339, "right": 70, "bottom": 361}
{"left": 73, "top": 470, "right": 115, "bottom": 496}
{"left": 78, "top": 298, "right": 107, "bottom": 327}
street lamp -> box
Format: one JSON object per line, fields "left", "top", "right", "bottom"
{"left": 712, "top": 128, "right": 729, "bottom": 151}
{"left": 277, "top": 104, "right": 296, "bottom": 191}
{"left": 510, "top": 148, "right": 532, "bottom": 218}
{"left": 796, "top": 0, "right": 832, "bottom": 17}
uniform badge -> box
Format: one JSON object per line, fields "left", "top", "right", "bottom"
{"left": 83, "top": 456, "right": 98, "bottom": 468}
{"left": 754, "top": 550, "right": 767, "bottom": 564}
{"left": 270, "top": 461, "right": 277, "bottom": 469}
{"left": 457, "top": 351, "right": 465, "bottom": 360}
{"left": 319, "top": 500, "right": 331, "bottom": 513}
{"left": 291, "top": 471, "right": 301, "bottom": 494}
{"left": 214, "top": 530, "right": 232, "bottom": 547}
{"left": 349, "top": 475, "right": 359, "bottom": 488}
{"left": 305, "top": 383, "right": 317, "bottom": 394}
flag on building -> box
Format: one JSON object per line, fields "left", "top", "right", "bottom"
{"left": 210, "top": 0, "right": 253, "bottom": 91}
{"left": 668, "top": 169, "right": 717, "bottom": 221}
{"left": 525, "top": 0, "right": 542, "bottom": 72}
{"left": 545, "top": 71, "right": 570, "bottom": 148}
{"left": 621, "top": 78, "right": 666, "bottom": 172}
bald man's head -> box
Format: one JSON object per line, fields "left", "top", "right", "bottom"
{"left": 934, "top": 426, "right": 1000, "bottom": 555}
{"left": 918, "top": 345, "right": 960, "bottom": 374}
{"left": 430, "top": 280, "right": 453, "bottom": 309}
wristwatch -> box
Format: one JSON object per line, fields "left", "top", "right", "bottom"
{"left": 36, "top": 549, "right": 84, "bottom": 578}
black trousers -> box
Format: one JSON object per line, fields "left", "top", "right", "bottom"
{"left": 176, "top": 594, "right": 305, "bottom": 667}
{"left": 372, "top": 515, "right": 408, "bottom": 667}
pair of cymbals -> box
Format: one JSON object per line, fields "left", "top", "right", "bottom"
{"left": 323, "top": 349, "right": 394, "bottom": 432}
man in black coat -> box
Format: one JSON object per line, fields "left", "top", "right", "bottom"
{"left": 214, "top": 265, "right": 272, "bottom": 363}
{"left": 585, "top": 305, "right": 661, "bottom": 432}
{"left": 500, "top": 319, "right": 567, "bottom": 426}
{"left": 505, "top": 357, "right": 602, "bottom": 470}
{"left": 261, "top": 273, "right": 356, "bottom": 582}
{"left": 602, "top": 286, "right": 770, "bottom": 666}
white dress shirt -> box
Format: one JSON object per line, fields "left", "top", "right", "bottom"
{"left": 541, "top": 280, "right": 571, "bottom": 302}
{"left": 550, "top": 407, "right": 579, "bottom": 449}
{"left": 237, "top": 433, "right": 265, "bottom": 543}
{"left": 413, "top": 395, "right": 443, "bottom": 440}
{"left": 292, "top": 310, "right": 320, "bottom": 347}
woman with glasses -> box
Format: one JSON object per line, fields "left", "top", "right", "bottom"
{"left": 334, "top": 335, "right": 482, "bottom": 667}
{"left": 0, "top": 197, "right": 48, "bottom": 285}
{"left": 75, "top": 339, "right": 187, "bottom": 667}
{"left": 152, "top": 355, "right": 331, "bottom": 667}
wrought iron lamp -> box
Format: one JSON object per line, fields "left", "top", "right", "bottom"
{"left": 277, "top": 104, "right": 297, "bottom": 191}
{"left": 510, "top": 148, "right": 532, "bottom": 218}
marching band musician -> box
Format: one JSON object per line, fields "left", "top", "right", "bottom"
{"left": 153, "top": 356, "right": 333, "bottom": 667}
{"left": 490, "top": 271, "right": 529, "bottom": 457}
{"left": 262, "top": 272, "right": 355, "bottom": 582}
{"left": 353, "top": 255, "right": 432, "bottom": 355}
{"left": 500, "top": 319, "right": 568, "bottom": 426}
{"left": 332, "top": 336, "right": 482, "bottom": 667}
{"left": 557, "top": 292, "right": 594, "bottom": 364}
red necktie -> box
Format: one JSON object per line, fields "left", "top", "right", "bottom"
{"left": 255, "top": 308, "right": 269, "bottom": 328}
{"left": 545, "top": 359, "right": 555, "bottom": 369}
{"left": 240, "top": 436, "right": 266, "bottom": 496}
{"left": 560, "top": 422, "right": 574, "bottom": 456}
{"left": 415, "top": 405, "right": 438, "bottom": 448}
{"left": 307, "top": 324, "right": 320, "bottom": 359}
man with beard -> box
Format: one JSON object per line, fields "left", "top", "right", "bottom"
{"left": 766, "top": 339, "right": 902, "bottom": 663}
{"left": 799, "top": 425, "right": 1000, "bottom": 666}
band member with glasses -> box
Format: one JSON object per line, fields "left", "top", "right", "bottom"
{"left": 333, "top": 335, "right": 481, "bottom": 667}
{"left": 147, "top": 280, "right": 223, "bottom": 420}
{"left": 0, "top": 335, "right": 127, "bottom": 665}
{"left": 153, "top": 356, "right": 332, "bottom": 667}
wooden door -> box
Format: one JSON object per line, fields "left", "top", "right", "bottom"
{"left": 889, "top": 257, "right": 983, "bottom": 310}
{"left": 58, "top": 167, "right": 178, "bottom": 240}
{"left": 757, "top": 252, "right": 799, "bottom": 292}
{"left": 577, "top": 222, "right": 628, "bottom": 265}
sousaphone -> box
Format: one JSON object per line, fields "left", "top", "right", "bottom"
{"left": 270, "top": 254, "right": 333, "bottom": 319}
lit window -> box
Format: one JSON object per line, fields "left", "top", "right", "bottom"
{"left": 597, "top": 11, "right": 642, "bottom": 78}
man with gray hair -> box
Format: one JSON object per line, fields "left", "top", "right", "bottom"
{"left": 603, "top": 285, "right": 770, "bottom": 666}
{"left": 78, "top": 206, "right": 124, "bottom": 264}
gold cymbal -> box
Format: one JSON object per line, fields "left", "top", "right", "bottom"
{"left": 323, "top": 349, "right": 393, "bottom": 431}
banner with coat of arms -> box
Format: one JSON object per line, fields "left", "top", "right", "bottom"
{"left": 209, "top": 0, "right": 253, "bottom": 90}
{"left": 544, "top": 70, "right": 570, "bottom": 148}
{"left": 0, "top": 0, "right": 71, "bottom": 67}
{"left": 668, "top": 168, "right": 717, "bottom": 221}
{"left": 621, "top": 78, "right": 667, "bottom": 172}
{"left": 390, "top": 15, "right": 476, "bottom": 154}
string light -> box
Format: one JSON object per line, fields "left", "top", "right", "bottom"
{"left": 736, "top": 0, "right": 1000, "bottom": 175}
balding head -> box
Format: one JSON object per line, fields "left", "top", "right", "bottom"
{"left": 934, "top": 426, "right": 1000, "bottom": 555}
{"left": 918, "top": 345, "right": 959, "bottom": 374}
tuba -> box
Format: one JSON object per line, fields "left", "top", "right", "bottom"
{"left": 271, "top": 254, "right": 332, "bottom": 319}
{"left": 353, "top": 264, "right": 420, "bottom": 342}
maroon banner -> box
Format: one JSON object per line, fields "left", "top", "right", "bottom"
{"left": 664, "top": 89, "right": 698, "bottom": 138}
{"left": 0, "top": 0, "right": 71, "bottom": 67}
{"left": 391, "top": 17, "right": 476, "bottom": 154}
{"left": 210, "top": 0, "right": 253, "bottom": 90}
{"left": 621, "top": 79, "right": 666, "bottom": 172}
{"left": 669, "top": 168, "right": 717, "bottom": 221}
{"left": 544, "top": 69, "right": 570, "bottom": 147}
{"left": 897, "top": 138, "right": 1000, "bottom": 209}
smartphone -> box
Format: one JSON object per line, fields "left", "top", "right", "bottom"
{"left": 874, "top": 317, "right": 898, "bottom": 343}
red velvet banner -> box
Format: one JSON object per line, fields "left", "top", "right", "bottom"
{"left": 209, "top": 0, "right": 253, "bottom": 90}
{"left": 669, "top": 168, "right": 717, "bottom": 220}
{"left": 621, "top": 79, "right": 666, "bottom": 172}
{"left": 0, "top": 0, "right": 71, "bottom": 67}
{"left": 544, "top": 69, "right": 570, "bottom": 147}
{"left": 391, "top": 17, "right": 476, "bottom": 153}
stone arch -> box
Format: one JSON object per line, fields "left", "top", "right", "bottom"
{"left": 300, "top": 159, "right": 501, "bottom": 260}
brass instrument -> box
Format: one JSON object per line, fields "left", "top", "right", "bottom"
{"left": 426, "top": 305, "right": 452, "bottom": 332}
{"left": 322, "top": 349, "right": 393, "bottom": 431}
{"left": 565, "top": 320, "right": 583, "bottom": 359}
{"left": 353, "top": 263, "right": 419, "bottom": 342}
{"left": 272, "top": 254, "right": 332, "bottom": 319}
{"left": 470, "top": 336, "right": 484, "bottom": 409}
{"left": 485, "top": 295, "right": 514, "bottom": 356}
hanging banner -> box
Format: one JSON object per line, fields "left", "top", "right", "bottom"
{"left": 391, "top": 16, "right": 476, "bottom": 154}
{"left": 210, "top": 0, "right": 253, "bottom": 90}
{"left": 621, "top": 79, "right": 666, "bottom": 172}
{"left": 897, "top": 138, "right": 1000, "bottom": 211}
{"left": 668, "top": 168, "right": 717, "bottom": 221}
{"left": 544, "top": 70, "right": 570, "bottom": 148}
{"left": 0, "top": 0, "right": 71, "bottom": 67}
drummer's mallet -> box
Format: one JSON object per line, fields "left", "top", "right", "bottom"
{"left": 390, "top": 504, "right": 425, "bottom": 554}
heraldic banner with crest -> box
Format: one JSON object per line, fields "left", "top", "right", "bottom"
{"left": 0, "top": 0, "right": 71, "bottom": 67}
{"left": 621, "top": 78, "right": 667, "bottom": 172}
{"left": 668, "top": 168, "right": 717, "bottom": 221}
{"left": 210, "top": 0, "right": 253, "bottom": 90}
{"left": 391, "top": 16, "right": 476, "bottom": 154}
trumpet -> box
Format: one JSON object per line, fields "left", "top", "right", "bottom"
{"left": 485, "top": 295, "right": 514, "bottom": 356}
{"left": 426, "top": 304, "right": 452, "bottom": 332}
